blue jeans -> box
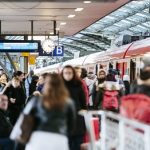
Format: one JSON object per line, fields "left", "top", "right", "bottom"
{"left": 0, "top": 138, "right": 15, "bottom": 150}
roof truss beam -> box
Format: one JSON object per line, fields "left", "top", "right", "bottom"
{"left": 87, "top": 2, "right": 150, "bottom": 32}
{"left": 68, "top": 37, "right": 106, "bottom": 50}
{"left": 80, "top": 31, "right": 111, "bottom": 45}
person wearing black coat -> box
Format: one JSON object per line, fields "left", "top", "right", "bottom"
{"left": 0, "top": 95, "right": 14, "bottom": 150}
{"left": 62, "top": 65, "right": 86, "bottom": 150}
{"left": 13, "top": 71, "right": 26, "bottom": 98}
{"left": 4, "top": 77, "right": 26, "bottom": 125}
{"left": 0, "top": 102, "right": 12, "bottom": 138}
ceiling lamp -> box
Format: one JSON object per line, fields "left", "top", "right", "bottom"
{"left": 60, "top": 22, "right": 67, "bottom": 25}
{"left": 68, "top": 14, "right": 75, "bottom": 18}
{"left": 83, "top": 1, "right": 92, "bottom": 4}
{"left": 50, "top": 32, "right": 54, "bottom": 35}
{"left": 75, "top": 8, "right": 84, "bottom": 12}
{"left": 56, "top": 28, "right": 60, "bottom": 31}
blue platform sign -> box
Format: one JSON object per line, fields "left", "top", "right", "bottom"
{"left": 39, "top": 46, "right": 64, "bottom": 56}
{"left": 0, "top": 40, "right": 40, "bottom": 52}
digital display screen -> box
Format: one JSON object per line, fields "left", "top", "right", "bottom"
{"left": 0, "top": 40, "right": 40, "bottom": 52}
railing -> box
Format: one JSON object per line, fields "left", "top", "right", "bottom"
{"left": 79, "top": 111, "right": 150, "bottom": 150}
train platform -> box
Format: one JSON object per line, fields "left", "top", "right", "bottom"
{"left": 0, "top": 0, "right": 150, "bottom": 150}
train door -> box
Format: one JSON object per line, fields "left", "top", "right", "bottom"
{"left": 116, "top": 61, "right": 128, "bottom": 78}
{"left": 109, "top": 62, "right": 113, "bottom": 69}
{"left": 130, "top": 59, "right": 136, "bottom": 82}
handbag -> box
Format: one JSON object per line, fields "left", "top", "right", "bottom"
{"left": 10, "top": 98, "right": 37, "bottom": 144}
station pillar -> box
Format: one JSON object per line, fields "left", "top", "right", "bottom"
{"left": 20, "top": 56, "right": 28, "bottom": 73}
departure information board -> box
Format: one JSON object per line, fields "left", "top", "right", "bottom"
{"left": 0, "top": 40, "right": 40, "bottom": 52}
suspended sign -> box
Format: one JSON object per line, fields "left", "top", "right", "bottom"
{"left": 0, "top": 40, "right": 40, "bottom": 52}
{"left": 21, "top": 52, "right": 30, "bottom": 57}
{"left": 39, "top": 46, "right": 64, "bottom": 56}
{"left": 29, "top": 55, "right": 36, "bottom": 65}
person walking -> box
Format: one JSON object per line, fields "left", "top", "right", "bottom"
{"left": 11, "top": 73, "right": 76, "bottom": 150}
{"left": 0, "top": 95, "right": 14, "bottom": 150}
{"left": 62, "top": 65, "right": 86, "bottom": 150}
{"left": 4, "top": 77, "right": 26, "bottom": 125}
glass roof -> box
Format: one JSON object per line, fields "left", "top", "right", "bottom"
{"left": 63, "top": 0, "right": 150, "bottom": 56}
{"left": 5, "top": 0, "right": 150, "bottom": 66}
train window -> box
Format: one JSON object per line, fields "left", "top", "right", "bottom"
{"left": 130, "top": 59, "right": 136, "bottom": 82}
{"left": 109, "top": 63, "right": 113, "bottom": 69}
{"left": 99, "top": 64, "right": 103, "bottom": 69}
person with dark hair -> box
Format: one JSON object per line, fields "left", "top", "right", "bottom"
{"left": 74, "top": 67, "right": 89, "bottom": 106}
{"left": 93, "top": 70, "right": 106, "bottom": 108}
{"left": 97, "top": 70, "right": 106, "bottom": 84}
{"left": 95, "top": 73, "right": 122, "bottom": 112}
{"left": 106, "top": 73, "right": 116, "bottom": 82}
{"left": 4, "top": 77, "right": 26, "bottom": 125}
{"left": 11, "top": 73, "right": 75, "bottom": 150}
{"left": 13, "top": 71, "right": 26, "bottom": 96}
{"left": 13, "top": 71, "right": 24, "bottom": 80}
{"left": 36, "top": 73, "right": 48, "bottom": 93}
{"left": 62, "top": 65, "right": 86, "bottom": 150}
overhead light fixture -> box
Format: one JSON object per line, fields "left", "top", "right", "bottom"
{"left": 75, "top": 8, "right": 84, "bottom": 12}
{"left": 83, "top": 1, "right": 92, "bottom": 4}
{"left": 50, "top": 32, "right": 54, "bottom": 35}
{"left": 60, "top": 22, "right": 67, "bottom": 25}
{"left": 56, "top": 28, "right": 60, "bottom": 31}
{"left": 68, "top": 14, "right": 75, "bottom": 18}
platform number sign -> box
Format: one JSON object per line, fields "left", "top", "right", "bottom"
{"left": 53, "top": 46, "right": 64, "bottom": 56}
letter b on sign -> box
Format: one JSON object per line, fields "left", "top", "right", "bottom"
{"left": 54, "top": 46, "right": 64, "bottom": 56}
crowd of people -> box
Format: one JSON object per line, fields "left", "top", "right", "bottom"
{"left": 0, "top": 56, "right": 150, "bottom": 150}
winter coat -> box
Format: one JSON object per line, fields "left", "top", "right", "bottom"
{"left": 23, "top": 96, "right": 76, "bottom": 137}
{"left": 5, "top": 85, "right": 26, "bottom": 125}
{"left": 5, "top": 85, "right": 26, "bottom": 108}
{"left": 0, "top": 109, "right": 12, "bottom": 138}
{"left": 64, "top": 80, "right": 86, "bottom": 136}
